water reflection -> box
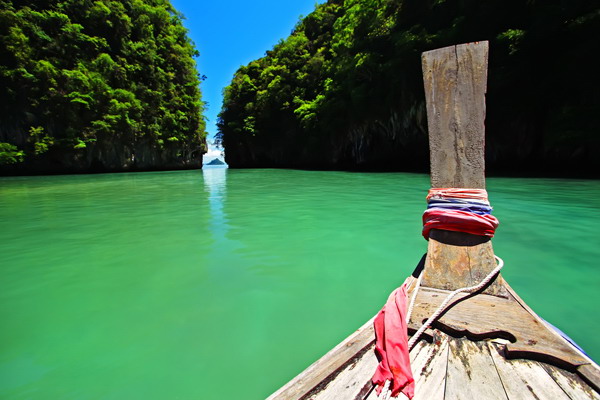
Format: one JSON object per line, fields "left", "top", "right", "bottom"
{"left": 202, "top": 166, "right": 228, "bottom": 235}
{"left": 202, "top": 165, "right": 244, "bottom": 284}
{"left": 1, "top": 170, "right": 598, "bottom": 399}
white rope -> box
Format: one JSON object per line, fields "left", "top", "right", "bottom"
{"left": 378, "top": 380, "right": 410, "bottom": 400}
{"left": 407, "top": 255, "right": 504, "bottom": 350}
{"left": 406, "top": 272, "right": 423, "bottom": 324}
{"left": 376, "top": 256, "right": 503, "bottom": 399}
{"left": 378, "top": 380, "right": 391, "bottom": 399}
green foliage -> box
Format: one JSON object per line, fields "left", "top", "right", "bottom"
{"left": 0, "top": 0, "right": 206, "bottom": 170}
{"left": 0, "top": 142, "right": 24, "bottom": 164}
{"left": 218, "top": 0, "right": 600, "bottom": 173}
{"left": 29, "top": 126, "right": 54, "bottom": 155}
{"left": 497, "top": 29, "right": 525, "bottom": 55}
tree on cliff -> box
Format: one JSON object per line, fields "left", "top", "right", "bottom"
{"left": 0, "top": 0, "right": 207, "bottom": 173}
{"left": 217, "top": 0, "right": 599, "bottom": 175}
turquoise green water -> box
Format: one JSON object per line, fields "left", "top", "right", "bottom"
{"left": 1, "top": 168, "right": 599, "bottom": 399}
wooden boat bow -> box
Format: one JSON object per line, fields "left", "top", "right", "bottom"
{"left": 267, "top": 41, "right": 600, "bottom": 400}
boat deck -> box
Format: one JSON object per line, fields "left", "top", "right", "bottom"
{"left": 267, "top": 41, "right": 600, "bottom": 400}
{"left": 269, "top": 326, "right": 599, "bottom": 400}
{"left": 314, "top": 332, "right": 599, "bottom": 400}
{"left": 268, "top": 283, "right": 600, "bottom": 400}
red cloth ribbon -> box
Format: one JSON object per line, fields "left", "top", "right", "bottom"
{"left": 422, "top": 208, "right": 499, "bottom": 239}
{"left": 372, "top": 281, "right": 415, "bottom": 399}
{"left": 426, "top": 188, "right": 489, "bottom": 203}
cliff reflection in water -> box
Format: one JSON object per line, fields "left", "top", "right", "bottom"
{"left": 202, "top": 165, "right": 228, "bottom": 236}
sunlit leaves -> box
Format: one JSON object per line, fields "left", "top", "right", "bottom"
{"left": 0, "top": 142, "right": 24, "bottom": 164}
{"left": 218, "top": 0, "right": 598, "bottom": 172}
{"left": 0, "top": 0, "right": 207, "bottom": 166}
{"left": 497, "top": 28, "right": 526, "bottom": 55}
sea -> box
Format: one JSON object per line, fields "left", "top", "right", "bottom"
{"left": 1, "top": 167, "right": 598, "bottom": 399}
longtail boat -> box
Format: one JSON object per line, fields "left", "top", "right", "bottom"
{"left": 267, "top": 41, "right": 600, "bottom": 400}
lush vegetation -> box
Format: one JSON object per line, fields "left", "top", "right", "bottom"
{"left": 218, "top": 0, "right": 599, "bottom": 175}
{"left": 0, "top": 0, "right": 206, "bottom": 173}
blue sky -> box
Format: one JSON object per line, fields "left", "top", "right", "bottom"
{"left": 169, "top": 0, "right": 323, "bottom": 162}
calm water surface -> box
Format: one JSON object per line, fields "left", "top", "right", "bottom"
{"left": 1, "top": 168, "right": 599, "bottom": 399}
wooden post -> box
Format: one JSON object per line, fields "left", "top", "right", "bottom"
{"left": 421, "top": 41, "right": 505, "bottom": 296}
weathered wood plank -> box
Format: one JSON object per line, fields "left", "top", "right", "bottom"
{"left": 309, "top": 343, "right": 378, "bottom": 400}
{"left": 267, "top": 317, "right": 375, "bottom": 400}
{"left": 488, "top": 342, "right": 572, "bottom": 400}
{"left": 413, "top": 334, "right": 450, "bottom": 400}
{"left": 445, "top": 338, "right": 508, "bottom": 400}
{"left": 541, "top": 363, "right": 600, "bottom": 400}
{"left": 420, "top": 41, "right": 504, "bottom": 296}
{"left": 578, "top": 365, "right": 600, "bottom": 395}
{"left": 363, "top": 335, "right": 448, "bottom": 400}
{"left": 421, "top": 41, "right": 487, "bottom": 190}
{"left": 363, "top": 381, "right": 379, "bottom": 399}
{"left": 409, "top": 338, "right": 435, "bottom": 379}
{"left": 363, "top": 334, "right": 430, "bottom": 400}
{"left": 423, "top": 231, "right": 507, "bottom": 297}
{"left": 503, "top": 282, "right": 600, "bottom": 392}
{"left": 361, "top": 382, "right": 379, "bottom": 400}
{"left": 407, "top": 287, "right": 589, "bottom": 369}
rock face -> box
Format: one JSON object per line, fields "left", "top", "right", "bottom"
{"left": 0, "top": 139, "right": 205, "bottom": 175}
{"left": 217, "top": 0, "right": 599, "bottom": 177}
{"left": 0, "top": 0, "right": 207, "bottom": 176}
{"left": 223, "top": 108, "right": 429, "bottom": 172}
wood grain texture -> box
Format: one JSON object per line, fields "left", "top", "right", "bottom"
{"left": 541, "top": 363, "right": 600, "bottom": 400}
{"left": 579, "top": 365, "right": 600, "bottom": 395}
{"left": 413, "top": 334, "right": 450, "bottom": 400}
{"left": 364, "top": 340, "right": 430, "bottom": 400}
{"left": 503, "top": 281, "right": 600, "bottom": 392}
{"left": 445, "top": 338, "right": 508, "bottom": 400}
{"left": 422, "top": 41, "right": 488, "bottom": 189}
{"left": 308, "top": 343, "right": 378, "bottom": 400}
{"left": 423, "top": 231, "right": 507, "bottom": 296}
{"left": 408, "top": 287, "right": 589, "bottom": 369}
{"left": 420, "top": 41, "right": 502, "bottom": 294}
{"left": 488, "top": 342, "right": 572, "bottom": 400}
{"left": 266, "top": 317, "right": 375, "bottom": 400}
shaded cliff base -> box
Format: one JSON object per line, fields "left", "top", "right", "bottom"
{"left": 225, "top": 162, "right": 599, "bottom": 179}
{"left": 224, "top": 144, "right": 600, "bottom": 179}
{"left": 0, "top": 141, "right": 205, "bottom": 176}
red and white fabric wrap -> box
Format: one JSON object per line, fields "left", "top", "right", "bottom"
{"left": 422, "top": 188, "right": 499, "bottom": 239}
